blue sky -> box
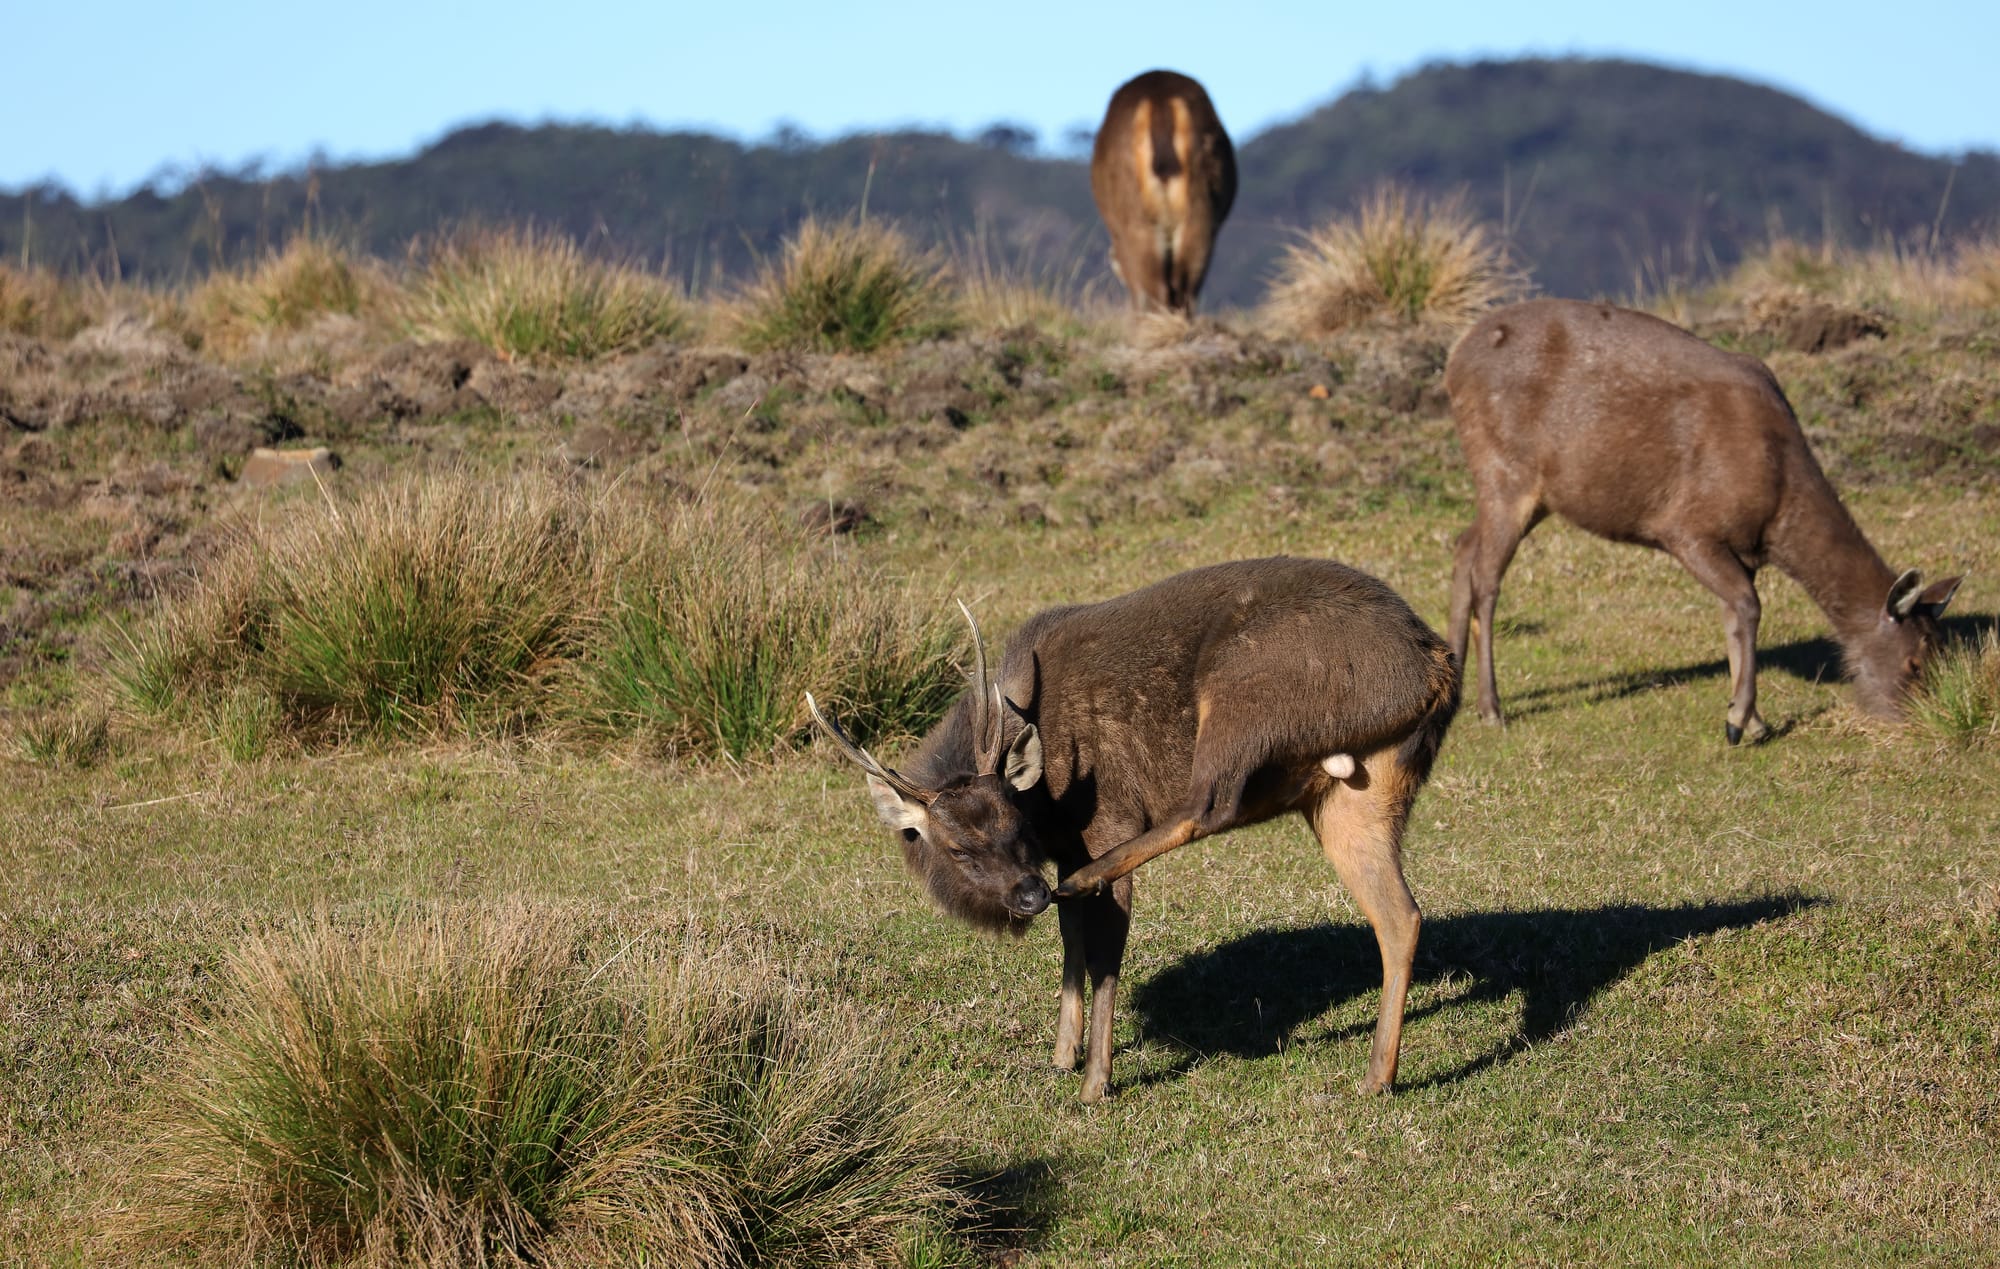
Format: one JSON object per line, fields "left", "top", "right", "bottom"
{"left": 5, "top": 1, "right": 1997, "bottom": 195}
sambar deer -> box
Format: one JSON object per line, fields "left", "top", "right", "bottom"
{"left": 1445, "top": 298, "right": 1961, "bottom": 743}
{"left": 808, "top": 557, "right": 1458, "bottom": 1102}
{"left": 1091, "top": 70, "right": 1237, "bottom": 315}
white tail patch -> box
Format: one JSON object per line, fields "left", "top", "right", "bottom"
{"left": 1321, "top": 753, "right": 1356, "bottom": 780}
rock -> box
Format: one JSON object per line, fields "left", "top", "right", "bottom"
{"left": 560, "top": 423, "right": 650, "bottom": 469}
{"left": 238, "top": 446, "right": 341, "bottom": 490}
{"left": 1775, "top": 303, "right": 1887, "bottom": 354}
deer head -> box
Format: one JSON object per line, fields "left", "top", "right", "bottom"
{"left": 1849, "top": 568, "right": 1963, "bottom": 717}
{"left": 807, "top": 602, "right": 1048, "bottom": 932}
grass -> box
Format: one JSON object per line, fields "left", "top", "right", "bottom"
{"left": 14, "top": 705, "right": 109, "bottom": 768}
{"left": 117, "top": 472, "right": 966, "bottom": 756}
{"left": 1263, "top": 186, "right": 1522, "bottom": 336}
{"left": 122, "top": 904, "right": 968, "bottom": 1266}
{"left": 1914, "top": 625, "right": 2000, "bottom": 746}
{"left": 0, "top": 263, "right": 102, "bottom": 339}
{"left": 4, "top": 232, "right": 2000, "bottom": 1265}
{"left": 735, "top": 216, "right": 955, "bottom": 353}
{"left": 182, "top": 236, "right": 391, "bottom": 356}
{"left": 403, "top": 226, "right": 685, "bottom": 362}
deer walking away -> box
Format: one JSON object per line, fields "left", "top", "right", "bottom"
{"left": 810, "top": 556, "right": 1459, "bottom": 1103}
{"left": 1091, "top": 70, "right": 1237, "bottom": 315}
{"left": 1445, "top": 298, "right": 1960, "bottom": 742}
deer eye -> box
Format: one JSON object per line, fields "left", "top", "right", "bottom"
{"left": 901, "top": 827, "right": 921, "bottom": 844}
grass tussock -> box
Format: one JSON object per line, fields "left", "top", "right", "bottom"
{"left": 183, "top": 236, "right": 392, "bottom": 356}
{"left": 1263, "top": 186, "right": 1521, "bottom": 336}
{"left": 119, "top": 472, "right": 966, "bottom": 757}
{"left": 124, "top": 905, "right": 969, "bottom": 1267}
{"left": 15, "top": 705, "right": 110, "bottom": 768}
{"left": 404, "top": 226, "right": 685, "bottom": 362}
{"left": 1914, "top": 626, "right": 2000, "bottom": 746}
{"left": 0, "top": 263, "right": 115, "bottom": 339}
{"left": 949, "top": 231, "right": 1102, "bottom": 339}
{"left": 737, "top": 217, "right": 955, "bottom": 353}
{"left": 1718, "top": 235, "right": 2000, "bottom": 318}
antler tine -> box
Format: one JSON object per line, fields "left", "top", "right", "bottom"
{"left": 804, "top": 693, "right": 934, "bottom": 803}
{"left": 957, "top": 599, "right": 1002, "bottom": 774}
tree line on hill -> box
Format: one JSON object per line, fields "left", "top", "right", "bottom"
{"left": 5, "top": 58, "right": 1996, "bottom": 305}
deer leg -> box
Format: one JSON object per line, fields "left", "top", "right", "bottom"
{"left": 1308, "top": 751, "right": 1422, "bottom": 1094}
{"left": 1464, "top": 498, "right": 1538, "bottom": 725}
{"left": 1669, "top": 541, "right": 1768, "bottom": 744}
{"left": 1076, "top": 879, "right": 1133, "bottom": 1103}
{"left": 1052, "top": 901, "right": 1089, "bottom": 1071}
{"left": 1053, "top": 816, "right": 1200, "bottom": 898}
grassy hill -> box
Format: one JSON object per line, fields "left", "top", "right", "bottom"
{"left": 6, "top": 58, "right": 1997, "bottom": 302}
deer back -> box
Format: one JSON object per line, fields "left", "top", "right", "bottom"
{"left": 1090, "top": 70, "right": 1237, "bottom": 313}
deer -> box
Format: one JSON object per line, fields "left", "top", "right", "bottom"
{"left": 1090, "top": 70, "right": 1237, "bottom": 316}
{"left": 1444, "top": 298, "right": 1962, "bottom": 744}
{"left": 807, "top": 556, "right": 1459, "bottom": 1103}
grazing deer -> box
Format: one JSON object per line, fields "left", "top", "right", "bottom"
{"left": 1445, "top": 298, "right": 1962, "bottom": 742}
{"left": 809, "top": 557, "right": 1458, "bottom": 1102}
{"left": 1091, "top": 70, "right": 1237, "bottom": 315}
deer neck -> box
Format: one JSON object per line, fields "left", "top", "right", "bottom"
{"left": 1768, "top": 464, "right": 1893, "bottom": 642}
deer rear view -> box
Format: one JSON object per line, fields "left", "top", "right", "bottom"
{"left": 1091, "top": 70, "right": 1237, "bottom": 315}
{"left": 1446, "top": 298, "right": 1961, "bottom": 742}
{"left": 809, "top": 556, "right": 1458, "bottom": 1103}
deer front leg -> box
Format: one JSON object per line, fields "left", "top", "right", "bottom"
{"left": 1052, "top": 902, "right": 1088, "bottom": 1071}
{"left": 1671, "top": 540, "right": 1769, "bottom": 745}
{"left": 1077, "top": 880, "right": 1132, "bottom": 1103}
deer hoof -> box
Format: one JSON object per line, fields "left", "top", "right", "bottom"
{"left": 1725, "top": 721, "right": 1744, "bottom": 746}
{"left": 1079, "top": 1078, "right": 1111, "bottom": 1104}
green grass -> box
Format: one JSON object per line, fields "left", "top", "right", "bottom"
{"left": 120, "top": 904, "right": 968, "bottom": 1266}
{"left": 735, "top": 216, "right": 955, "bottom": 353}
{"left": 116, "top": 475, "right": 966, "bottom": 755}
{"left": 404, "top": 226, "right": 685, "bottom": 362}
{"left": 1914, "top": 624, "right": 2000, "bottom": 746}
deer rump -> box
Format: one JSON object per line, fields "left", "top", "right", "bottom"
{"left": 1091, "top": 69, "right": 1237, "bottom": 315}
{"left": 814, "top": 556, "right": 1458, "bottom": 1102}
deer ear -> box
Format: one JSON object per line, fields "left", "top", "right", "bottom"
{"left": 1919, "top": 575, "right": 1963, "bottom": 619}
{"left": 1885, "top": 569, "right": 1924, "bottom": 621}
{"left": 1004, "top": 722, "right": 1043, "bottom": 792}
{"left": 865, "top": 774, "right": 928, "bottom": 838}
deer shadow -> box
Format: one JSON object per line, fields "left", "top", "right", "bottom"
{"left": 1127, "top": 893, "right": 1818, "bottom": 1091}
{"left": 1502, "top": 611, "right": 1993, "bottom": 721}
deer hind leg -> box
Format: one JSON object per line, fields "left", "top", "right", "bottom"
{"left": 1453, "top": 491, "right": 1542, "bottom": 725}
{"left": 1309, "top": 748, "right": 1423, "bottom": 1094}
{"left": 1667, "top": 540, "right": 1769, "bottom": 744}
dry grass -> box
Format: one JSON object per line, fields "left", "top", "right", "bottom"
{"left": 180, "top": 237, "right": 393, "bottom": 357}
{"left": 122, "top": 904, "right": 967, "bottom": 1267}
{"left": 403, "top": 226, "right": 686, "bottom": 362}
{"left": 948, "top": 231, "right": 1104, "bottom": 339}
{"left": 1718, "top": 234, "right": 2000, "bottom": 318}
{"left": 735, "top": 216, "right": 955, "bottom": 353}
{"left": 1263, "top": 186, "right": 1521, "bottom": 337}
{"left": 0, "top": 264, "right": 109, "bottom": 340}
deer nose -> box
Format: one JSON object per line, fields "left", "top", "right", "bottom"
{"left": 1010, "top": 876, "right": 1051, "bottom": 917}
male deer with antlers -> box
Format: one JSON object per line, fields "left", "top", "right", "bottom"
{"left": 1445, "top": 299, "right": 1961, "bottom": 742}
{"left": 809, "top": 557, "right": 1458, "bottom": 1102}
{"left": 1091, "top": 70, "right": 1237, "bottom": 315}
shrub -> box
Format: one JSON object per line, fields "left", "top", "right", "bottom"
{"left": 737, "top": 216, "right": 955, "bottom": 353}
{"left": 120, "top": 472, "right": 967, "bottom": 756}
{"left": 185, "top": 236, "right": 392, "bottom": 355}
{"left": 404, "top": 226, "right": 684, "bottom": 362}
{"left": 1914, "top": 626, "right": 2000, "bottom": 746}
{"left": 1263, "top": 186, "right": 1521, "bottom": 336}
{"left": 127, "top": 905, "right": 969, "bottom": 1266}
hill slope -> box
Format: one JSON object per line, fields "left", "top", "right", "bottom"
{"left": 5, "top": 58, "right": 1996, "bottom": 301}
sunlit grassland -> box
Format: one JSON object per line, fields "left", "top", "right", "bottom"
{"left": 6, "top": 482, "right": 1997, "bottom": 1264}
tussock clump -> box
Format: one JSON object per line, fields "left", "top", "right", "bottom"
{"left": 119, "top": 472, "right": 964, "bottom": 756}
{"left": 404, "top": 226, "right": 686, "bottom": 362}
{"left": 1263, "top": 187, "right": 1521, "bottom": 337}
{"left": 950, "top": 231, "right": 1103, "bottom": 339}
{"left": 1718, "top": 236, "right": 2000, "bottom": 318}
{"left": 15, "top": 706, "right": 110, "bottom": 768}
{"left": 737, "top": 216, "right": 955, "bottom": 353}
{"left": 590, "top": 496, "right": 965, "bottom": 760}
{"left": 125, "top": 905, "right": 969, "bottom": 1267}
{"left": 1914, "top": 626, "right": 2000, "bottom": 746}
{"left": 184, "top": 236, "right": 393, "bottom": 356}
{"left": 0, "top": 263, "right": 102, "bottom": 339}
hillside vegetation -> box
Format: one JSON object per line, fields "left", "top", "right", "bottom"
{"left": 2, "top": 202, "right": 1998, "bottom": 1263}
{"left": 6, "top": 58, "right": 1998, "bottom": 303}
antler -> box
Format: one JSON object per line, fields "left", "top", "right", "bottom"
{"left": 805, "top": 692, "right": 935, "bottom": 804}
{"left": 958, "top": 599, "right": 1005, "bottom": 775}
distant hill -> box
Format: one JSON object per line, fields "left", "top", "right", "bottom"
{"left": 5, "top": 57, "right": 1997, "bottom": 303}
